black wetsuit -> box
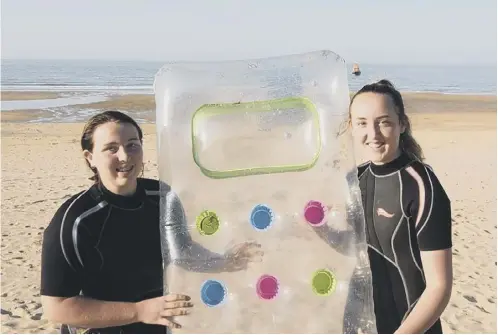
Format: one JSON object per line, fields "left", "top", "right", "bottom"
{"left": 41, "top": 178, "right": 167, "bottom": 334}
{"left": 358, "top": 153, "right": 452, "bottom": 334}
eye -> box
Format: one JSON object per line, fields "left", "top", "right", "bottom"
{"left": 128, "top": 142, "right": 141, "bottom": 149}
{"left": 106, "top": 146, "right": 118, "bottom": 153}
{"left": 126, "top": 143, "right": 142, "bottom": 152}
{"left": 379, "top": 120, "right": 392, "bottom": 126}
{"left": 356, "top": 121, "right": 367, "bottom": 127}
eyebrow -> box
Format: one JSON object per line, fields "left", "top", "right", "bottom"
{"left": 103, "top": 138, "right": 140, "bottom": 146}
{"left": 355, "top": 115, "right": 391, "bottom": 120}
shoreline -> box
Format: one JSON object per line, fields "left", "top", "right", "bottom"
{"left": 1, "top": 91, "right": 496, "bottom": 124}
{"left": 2, "top": 90, "right": 496, "bottom": 99}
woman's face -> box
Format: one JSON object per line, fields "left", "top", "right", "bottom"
{"left": 84, "top": 121, "right": 143, "bottom": 195}
{"left": 350, "top": 92, "right": 405, "bottom": 164}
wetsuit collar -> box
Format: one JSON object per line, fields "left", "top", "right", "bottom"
{"left": 369, "top": 152, "right": 413, "bottom": 176}
{"left": 90, "top": 180, "right": 146, "bottom": 209}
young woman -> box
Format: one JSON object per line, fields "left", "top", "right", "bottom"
{"left": 318, "top": 80, "right": 453, "bottom": 333}
{"left": 40, "top": 111, "right": 262, "bottom": 334}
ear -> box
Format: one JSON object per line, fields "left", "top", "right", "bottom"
{"left": 83, "top": 150, "right": 94, "bottom": 168}
{"left": 400, "top": 121, "right": 407, "bottom": 134}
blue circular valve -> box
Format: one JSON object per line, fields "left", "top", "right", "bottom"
{"left": 250, "top": 204, "right": 274, "bottom": 231}
{"left": 200, "top": 280, "right": 226, "bottom": 307}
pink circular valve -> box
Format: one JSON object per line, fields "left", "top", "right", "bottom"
{"left": 256, "top": 275, "right": 279, "bottom": 300}
{"left": 304, "top": 200, "right": 327, "bottom": 226}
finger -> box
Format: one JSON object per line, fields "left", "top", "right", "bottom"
{"left": 232, "top": 241, "right": 260, "bottom": 251}
{"left": 244, "top": 241, "right": 262, "bottom": 248}
{"left": 241, "top": 250, "right": 264, "bottom": 260}
{"left": 236, "top": 257, "right": 263, "bottom": 264}
{"left": 245, "top": 246, "right": 264, "bottom": 254}
{"left": 157, "top": 317, "right": 182, "bottom": 329}
{"left": 249, "top": 255, "right": 264, "bottom": 262}
{"left": 238, "top": 255, "right": 262, "bottom": 263}
{"left": 250, "top": 249, "right": 265, "bottom": 256}
{"left": 161, "top": 308, "right": 191, "bottom": 317}
{"left": 164, "top": 294, "right": 191, "bottom": 302}
{"left": 228, "top": 265, "right": 244, "bottom": 272}
{"left": 164, "top": 301, "right": 194, "bottom": 309}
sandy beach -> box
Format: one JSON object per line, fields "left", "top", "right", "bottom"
{"left": 1, "top": 92, "right": 496, "bottom": 333}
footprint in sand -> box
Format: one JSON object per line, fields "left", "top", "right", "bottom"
{"left": 3, "top": 321, "right": 19, "bottom": 328}
{"left": 464, "top": 295, "right": 477, "bottom": 303}
{"left": 9, "top": 308, "right": 25, "bottom": 319}
{"left": 10, "top": 257, "right": 26, "bottom": 266}
{"left": 476, "top": 305, "right": 491, "bottom": 314}
{"left": 31, "top": 313, "right": 43, "bottom": 321}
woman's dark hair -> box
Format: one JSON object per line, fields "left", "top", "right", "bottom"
{"left": 349, "top": 79, "right": 424, "bottom": 162}
{"left": 81, "top": 110, "right": 144, "bottom": 182}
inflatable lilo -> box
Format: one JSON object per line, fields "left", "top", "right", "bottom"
{"left": 153, "top": 50, "right": 376, "bottom": 333}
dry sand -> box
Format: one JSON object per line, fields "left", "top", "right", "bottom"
{"left": 1, "top": 93, "right": 496, "bottom": 333}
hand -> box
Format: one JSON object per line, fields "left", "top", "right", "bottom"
{"left": 223, "top": 241, "right": 264, "bottom": 271}
{"left": 135, "top": 294, "right": 193, "bottom": 329}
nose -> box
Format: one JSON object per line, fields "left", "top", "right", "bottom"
{"left": 117, "top": 146, "right": 129, "bottom": 162}
{"left": 366, "top": 123, "right": 380, "bottom": 140}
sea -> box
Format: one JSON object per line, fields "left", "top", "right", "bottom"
{"left": 1, "top": 59, "right": 496, "bottom": 122}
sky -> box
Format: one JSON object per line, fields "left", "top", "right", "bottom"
{"left": 1, "top": 0, "right": 496, "bottom": 65}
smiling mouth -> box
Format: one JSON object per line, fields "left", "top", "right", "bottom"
{"left": 116, "top": 165, "right": 134, "bottom": 173}
{"left": 367, "top": 143, "right": 385, "bottom": 151}
{"left": 367, "top": 142, "right": 384, "bottom": 149}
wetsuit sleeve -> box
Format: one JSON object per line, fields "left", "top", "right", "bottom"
{"left": 163, "top": 190, "right": 193, "bottom": 259}
{"left": 40, "top": 197, "right": 82, "bottom": 297}
{"left": 413, "top": 166, "right": 452, "bottom": 251}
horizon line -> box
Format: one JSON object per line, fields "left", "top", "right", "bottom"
{"left": 1, "top": 57, "right": 496, "bottom": 68}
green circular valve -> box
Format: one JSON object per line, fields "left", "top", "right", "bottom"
{"left": 196, "top": 210, "right": 220, "bottom": 236}
{"left": 311, "top": 269, "right": 336, "bottom": 296}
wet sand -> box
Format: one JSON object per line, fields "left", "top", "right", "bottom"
{"left": 1, "top": 92, "right": 496, "bottom": 123}
{"left": 1, "top": 92, "right": 61, "bottom": 101}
